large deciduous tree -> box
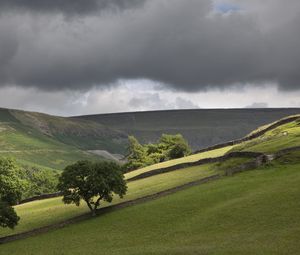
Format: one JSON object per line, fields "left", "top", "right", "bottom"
{"left": 0, "top": 158, "right": 23, "bottom": 229}
{"left": 58, "top": 161, "right": 127, "bottom": 216}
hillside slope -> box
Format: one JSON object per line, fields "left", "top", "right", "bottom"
{"left": 1, "top": 152, "right": 299, "bottom": 254}
{"left": 74, "top": 108, "right": 300, "bottom": 151}
{"left": 231, "top": 116, "right": 300, "bottom": 153}
{"left": 0, "top": 108, "right": 127, "bottom": 170}
{"left": 1, "top": 114, "right": 299, "bottom": 240}
{"left": 0, "top": 107, "right": 299, "bottom": 171}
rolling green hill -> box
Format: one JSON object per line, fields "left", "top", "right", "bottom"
{"left": 231, "top": 116, "right": 300, "bottom": 153}
{"left": 0, "top": 108, "right": 128, "bottom": 170}
{"left": 75, "top": 108, "right": 300, "bottom": 151}
{"left": 0, "top": 107, "right": 299, "bottom": 171}
{"left": 0, "top": 152, "right": 299, "bottom": 254}
{"left": 1, "top": 156, "right": 246, "bottom": 237}
{"left": 0, "top": 114, "right": 299, "bottom": 255}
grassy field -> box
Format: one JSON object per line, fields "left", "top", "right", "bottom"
{"left": 1, "top": 115, "right": 299, "bottom": 238}
{"left": 1, "top": 153, "right": 299, "bottom": 254}
{"left": 0, "top": 114, "right": 299, "bottom": 254}
{"left": 126, "top": 145, "right": 233, "bottom": 179}
{"left": 232, "top": 120, "right": 300, "bottom": 153}
{"left": 2, "top": 158, "right": 248, "bottom": 237}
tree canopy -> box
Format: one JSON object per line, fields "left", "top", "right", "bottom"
{"left": 124, "top": 134, "right": 191, "bottom": 172}
{"left": 19, "top": 165, "right": 59, "bottom": 198}
{"left": 58, "top": 160, "right": 127, "bottom": 216}
{"left": 0, "top": 158, "right": 24, "bottom": 229}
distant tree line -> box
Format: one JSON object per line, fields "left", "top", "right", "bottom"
{"left": 123, "top": 134, "right": 191, "bottom": 172}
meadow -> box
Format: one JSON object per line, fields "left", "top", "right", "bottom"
{"left": 0, "top": 157, "right": 248, "bottom": 237}
{"left": 0, "top": 153, "right": 299, "bottom": 255}
{"left": 0, "top": 112, "right": 300, "bottom": 255}
{"left": 1, "top": 114, "right": 299, "bottom": 238}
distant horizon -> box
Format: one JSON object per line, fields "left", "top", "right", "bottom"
{"left": 1, "top": 105, "right": 300, "bottom": 118}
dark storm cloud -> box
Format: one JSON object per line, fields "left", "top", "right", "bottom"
{"left": 0, "top": 0, "right": 299, "bottom": 91}
{"left": 0, "top": 0, "right": 146, "bottom": 15}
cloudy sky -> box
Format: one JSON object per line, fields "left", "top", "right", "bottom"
{"left": 0, "top": 0, "right": 299, "bottom": 116}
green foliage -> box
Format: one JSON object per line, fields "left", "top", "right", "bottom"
{"left": 124, "top": 134, "right": 191, "bottom": 171}
{"left": 0, "top": 158, "right": 24, "bottom": 229}
{"left": 159, "top": 134, "right": 191, "bottom": 160}
{"left": 124, "top": 136, "right": 148, "bottom": 171}
{"left": 58, "top": 161, "right": 127, "bottom": 215}
{"left": 17, "top": 166, "right": 60, "bottom": 199}
{"left": 0, "top": 201, "right": 19, "bottom": 229}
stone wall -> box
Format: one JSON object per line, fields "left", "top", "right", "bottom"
{"left": 19, "top": 192, "right": 63, "bottom": 205}
{"left": 128, "top": 151, "right": 264, "bottom": 182}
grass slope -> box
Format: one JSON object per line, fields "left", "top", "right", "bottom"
{"left": 10, "top": 109, "right": 127, "bottom": 153}
{"left": 1, "top": 158, "right": 249, "bottom": 237}
{"left": 0, "top": 119, "right": 100, "bottom": 170}
{"left": 1, "top": 115, "right": 300, "bottom": 237}
{"left": 0, "top": 108, "right": 127, "bottom": 170}
{"left": 125, "top": 113, "right": 300, "bottom": 180}
{"left": 126, "top": 145, "right": 233, "bottom": 179}
{"left": 125, "top": 114, "right": 300, "bottom": 179}
{"left": 232, "top": 118, "right": 300, "bottom": 153}
{"left": 1, "top": 153, "right": 299, "bottom": 254}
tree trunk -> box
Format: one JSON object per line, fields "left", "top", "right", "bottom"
{"left": 85, "top": 199, "right": 100, "bottom": 217}
{"left": 85, "top": 200, "right": 94, "bottom": 215}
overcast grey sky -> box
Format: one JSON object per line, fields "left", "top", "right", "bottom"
{"left": 0, "top": 0, "right": 299, "bottom": 116}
